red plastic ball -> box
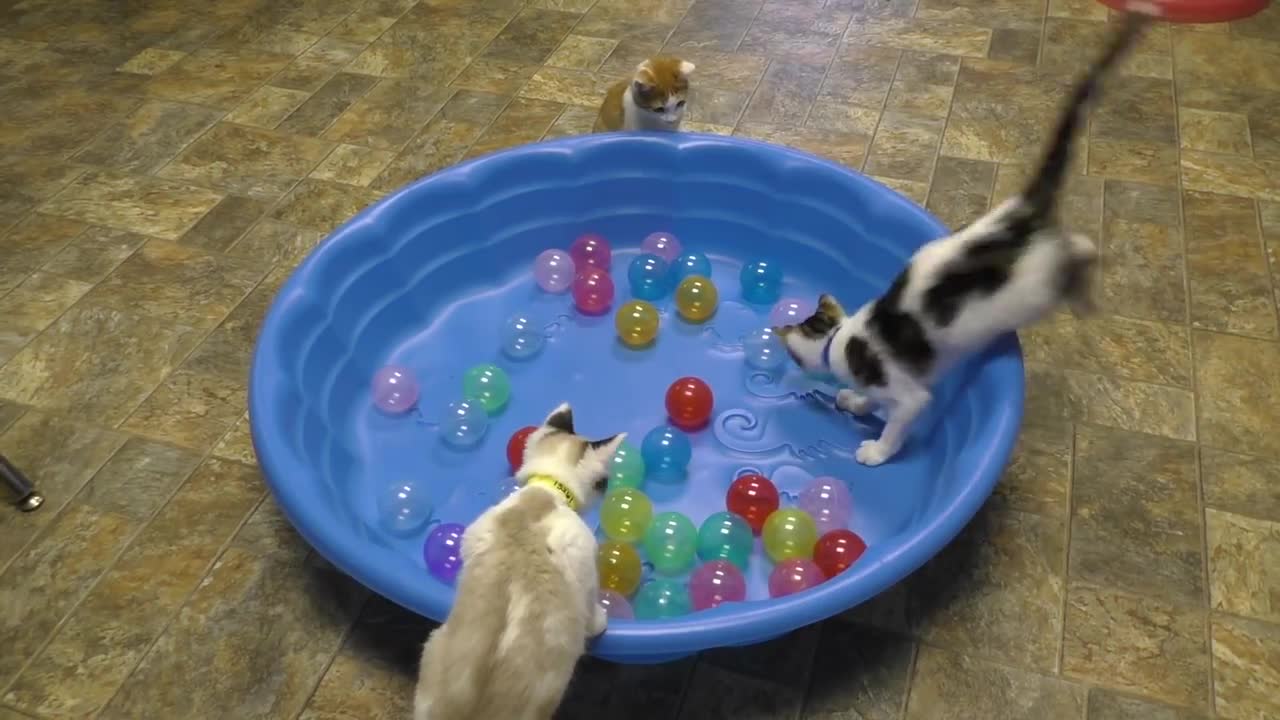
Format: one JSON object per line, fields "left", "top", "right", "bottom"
{"left": 813, "top": 529, "right": 867, "bottom": 578}
{"left": 506, "top": 426, "right": 537, "bottom": 470}
{"left": 725, "top": 474, "right": 780, "bottom": 535}
{"left": 665, "top": 376, "right": 714, "bottom": 431}
{"left": 572, "top": 268, "right": 615, "bottom": 315}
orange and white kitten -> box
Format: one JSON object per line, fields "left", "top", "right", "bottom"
{"left": 596, "top": 56, "right": 695, "bottom": 132}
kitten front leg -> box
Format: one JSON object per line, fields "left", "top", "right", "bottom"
{"left": 588, "top": 597, "right": 608, "bottom": 638}
{"left": 836, "top": 388, "right": 876, "bottom": 415}
{"left": 855, "top": 387, "right": 930, "bottom": 467}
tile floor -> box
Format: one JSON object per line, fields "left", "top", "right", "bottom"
{"left": 2, "top": 0, "right": 1279, "bottom": 718}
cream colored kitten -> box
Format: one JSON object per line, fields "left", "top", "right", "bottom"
{"left": 595, "top": 55, "right": 695, "bottom": 132}
{"left": 413, "top": 403, "right": 625, "bottom": 720}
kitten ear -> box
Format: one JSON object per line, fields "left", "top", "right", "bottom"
{"left": 588, "top": 432, "right": 627, "bottom": 457}
{"left": 773, "top": 325, "right": 794, "bottom": 337}
{"left": 678, "top": 60, "right": 696, "bottom": 76}
{"left": 632, "top": 79, "right": 653, "bottom": 95}
{"left": 818, "top": 293, "right": 846, "bottom": 318}
{"left": 544, "top": 403, "right": 574, "bottom": 434}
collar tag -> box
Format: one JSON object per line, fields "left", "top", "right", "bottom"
{"left": 525, "top": 474, "right": 579, "bottom": 510}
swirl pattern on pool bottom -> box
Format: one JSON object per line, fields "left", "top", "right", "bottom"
{"left": 249, "top": 133, "right": 1024, "bottom": 663}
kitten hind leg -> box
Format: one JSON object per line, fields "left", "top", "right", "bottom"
{"left": 836, "top": 388, "right": 876, "bottom": 415}
{"left": 1063, "top": 232, "right": 1099, "bottom": 316}
{"left": 855, "top": 384, "right": 930, "bottom": 467}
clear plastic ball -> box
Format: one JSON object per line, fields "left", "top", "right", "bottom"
{"left": 377, "top": 480, "right": 433, "bottom": 535}
{"left": 502, "top": 314, "right": 544, "bottom": 360}
{"left": 441, "top": 400, "right": 488, "bottom": 449}
{"left": 743, "top": 327, "right": 787, "bottom": 371}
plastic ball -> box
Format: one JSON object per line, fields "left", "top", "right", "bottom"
{"left": 762, "top": 508, "right": 820, "bottom": 563}
{"left": 814, "top": 529, "right": 867, "bottom": 578}
{"left": 506, "top": 425, "right": 537, "bottom": 471}
{"left": 599, "top": 488, "right": 654, "bottom": 542}
{"left": 634, "top": 579, "right": 692, "bottom": 619}
{"left": 740, "top": 259, "right": 783, "bottom": 305}
{"left": 573, "top": 268, "right": 615, "bottom": 315}
{"left": 377, "top": 481, "right": 433, "bottom": 535}
{"left": 696, "top": 511, "right": 754, "bottom": 569}
{"left": 642, "top": 512, "right": 698, "bottom": 576}
{"left": 609, "top": 440, "right": 645, "bottom": 490}
{"left": 689, "top": 560, "right": 747, "bottom": 611}
{"left": 371, "top": 365, "right": 419, "bottom": 414}
{"left": 598, "top": 589, "right": 634, "bottom": 620}
{"left": 641, "top": 232, "right": 682, "bottom": 262}
{"left": 424, "top": 522, "right": 465, "bottom": 584}
{"left": 641, "top": 424, "right": 692, "bottom": 482}
{"left": 675, "top": 275, "right": 718, "bottom": 323}
{"left": 441, "top": 400, "right": 489, "bottom": 448}
{"left": 615, "top": 299, "right": 660, "bottom": 348}
{"left": 725, "top": 474, "right": 780, "bottom": 534}
{"left": 502, "top": 313, "right": 544, "bottom": 360}
{"left": 462, "top": 364, "right": 510, "bottom": 414}
{"left": 664, "top": 376, "right": 714, "bottom": 431}
{"left": 769, "top": 297, "right": 815, "bottom": 327}
{"left": 598, "top": 541, "right": 643, "bottom": 596}
{"left": 534, "top": 249, "right": 575, "bottom": 293}
{"left": 670, "top": 251, "right": 711, "bottom": 282}
{"left": 797, "top": 476, "right": 853, "bottom": 535}
{"left": 570, "top": 233, "right": 611, "bottom": 273}
{"left": 768, "top": 558, "right": 826, "bottom": 598}
{"left": 743, "top": 327, "right": 787, "bottom": 371}
{"left": 627, "top": 254, "right": 671, "bottom": 301}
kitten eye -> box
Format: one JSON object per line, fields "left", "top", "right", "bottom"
{"left": 594, "top": 476, "right": 609, "bottom": 492}
{"left": 676, "top": 100, "right": 686, "bottom": 108}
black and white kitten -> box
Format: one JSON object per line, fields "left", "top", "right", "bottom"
{"left": 776, "top": 13, "right": 1150, "bottom": 467}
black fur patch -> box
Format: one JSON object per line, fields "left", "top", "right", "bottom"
{"left": 923, "top": 263, "right": 1012, "bottom": 327}
{"left": 843, "top": 336, "right": 886, "bottom": 387}
{"left": 546, "top": 406, "right": 574, "bottom": 433}
{"left": 799, "top": 310, "right": 837, "bottom": 338}
{"left": 868, "top": 270, "right": 935, "bottom": 377}
{"left": 588, "top": 435, "right": 618, "bottom": 451}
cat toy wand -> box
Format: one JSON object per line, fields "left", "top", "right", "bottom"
{"left": 1, "top": 454, "right": 43, "bottom": 512}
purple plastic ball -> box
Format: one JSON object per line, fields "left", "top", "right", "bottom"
{"left": 769, "top": 297, "right": 815, "bottom": 327}
{"left": 641, "top": 232, "right": 682, "bottom": 263}
{"left": 534, "top": 249, "right": 576, "bottom": 293}
{"left": 424, "top": 522, "right": 466, "bottom": 584}
{"left": 598, "top": 589, "right": 635, "bottom": 620}
{"left": 797, "top": 476, "right": 853, "bottom": 535}
{"left": 371, "top": 365, "right": 419, "bottom": 414}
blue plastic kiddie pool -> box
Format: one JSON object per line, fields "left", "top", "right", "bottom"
{"left": 249, "top": 132, "right": 1024, "bottom": 664}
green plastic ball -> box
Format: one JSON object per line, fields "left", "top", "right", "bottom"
{"left": 642, "top": 511, "right": 698, "bottom": 576}
{"left": 462, "top": 364, "right": 510, "bottom": 414}
{"left": 697, "top": 511, "right": 754, "bottom": 569}
{"left": 609, "top": 440, "right": 645, "bottom": 490}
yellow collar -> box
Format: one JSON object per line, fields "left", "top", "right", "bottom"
{"left": 525, "top": 474, "right": 579, "bottom": 511}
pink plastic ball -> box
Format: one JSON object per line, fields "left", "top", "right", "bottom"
{"left": 768, "top": 558, "right": 826, "bottom": 598}
{"left": 598, "top": 589, "right": 635, "bottom": 619}
{"left": 570, "top": 234, "right": 611, "bottom": 274}
{"left": 573, "top": 268, "right": 615, "bottom": 315}
{"left": 641, "top": 232, "right": 682, "bottom": 263}
{"left": 371, "top": 365, "right": 419, "bottom": 414}
{"left": 534, "top": 249, "right": 576, "bottom": 293}
{"left": 797, "top": 476, "right": 853, "bottom": 535}
{"left": 689, "top": 560, "right": 747, "bottom": 611}
{"left": 769, "top": 297, "right": 815, "bottom": 327}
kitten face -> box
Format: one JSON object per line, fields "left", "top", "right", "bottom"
{"left": 519, "top": 403, "right": 625, "bottom": 510}
{"left": 631, "top": 56, "right": 695, "bottom": 126}
{"left": 775, "top": 294, "right": 845, "bottom": 371}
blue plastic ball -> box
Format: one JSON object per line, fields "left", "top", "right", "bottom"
{"left": 628, "top": 253, "right": 671, "bottom": 301}
{"left": 740, "top": 259, "right": 783, "bottom": 304}
{"left": 743, "top": 327, "right": 787, "bottom": 370}
{"left": 502, "top": 313, "right": 544, "bottom": 360}
{"left": 670, "top": 251, "right": 711, "bottom": 283}
{"left": 634, "top": 579, "right": 693, "bottom": 619}
{"left": 641, "top": 424, "right": 692, "bottom": 481}
{"left": 441, "top": 400, "right": 488, "bottom": 448}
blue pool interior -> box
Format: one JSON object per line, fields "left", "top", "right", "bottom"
{"left": 250, "top": 134, "right": 1025, "bottom": 663}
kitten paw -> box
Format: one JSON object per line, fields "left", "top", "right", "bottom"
{"left": 856, "top": 439, "right": 895, "bottom": 466}
{"left": 836, "top": 389, "right": 875, "bottom": 415}
{"left": 589, "top": 607, "right": 608, "bottom": 638}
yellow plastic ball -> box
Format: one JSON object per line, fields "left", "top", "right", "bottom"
{"left": 615, "top": 300, "right": 660, "bottom": 348}
{"left": 762, "top": 508, "right": 819, "bottom": 563}
{"left": 675, "top": 275, "right": 718, "bottom": 323}
{"left": 599, "top": 488, "right": 654, "bottom": 542}
{"left": 597, "top": 541, "right": 643, "bottom": 596}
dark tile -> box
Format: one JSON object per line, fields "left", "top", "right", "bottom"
{"left": 466, "top": 97, "right": 564, "bottom": 159}
{"left": 159, "top": 122, "right": 334, "bottom": 201}
{"left": 0, "top": 215, "right": 87, "bottom": 295}
{"left": 1103, "top": 178, "right": 1181, "bottom": 227}
{"left": 1062, "top": 583, "right": 1209, "bottom": 709}
{"left": 1194, "top": 330, "right": 1280, "bottom": 459}
{"left": 820, "top": 43, "right": 900, "bottom": 109}
{"left": 348, "top": 2, "right": 514, "bottom": 79}
{"left": 373, "top": 91, "right": 508, "bottom": 191}
{"left": 273, "top": 38, "right": 367, "bottom": 92}
{"left": 1201, "top": 448, "right": 1280, "bottom": 523}
{"left": 41, "top": 227, "right": 147, "bottom": 284}
{"left": 226, "top": 85, "right": 313, "bottom": 128}
{"left": 1024, "top": 364, "right": 1196, "bottom": 442}
{"left": 1022, "top": 313, "right": 1192, "bottom": 387}
{"left": 73, "top": 101, "right": 222, "bottom": 174}
{"left": 452, "top": 59, "right": 541, "bottom": 95}
{"left": 0, "top": 401, "right": 25, "bottom": 435}
{"left": 558, "top": 658, "right": 694, "bottom": 720}
{"left": 41, "top": 170, "right": 224, "bottom": 240}
{"left": 145, "top": 47, "right": 294, "bottom": 108}
{"left": 943, "top": 59, "right": 1068, "bottom": 163}
{"left": 677, "top": 663, "right": 805, "bottom": 720}
{"left": 666, "top": 0, "right": 762, "bottom": 52}
{"left": 0, "top": 156, "right": 85, "bottom": 208}
{"left": 886, "top": 50, "right": 957, "bottom": 116}
{"left": 311, "top": 144, "right": 398, "bottom": 187}
{"left": 0, "top": 271, "right": 91, "bottom": 364}
{"left": 574, "top": 0, "right": 690, "bottom": 45}
{"left": 905, "top": 645, "right": 1085, "bottom": 719}
{"left": 802, "top": 623, "right": 913, "bottom": 720}
{"left": 227, "top": 218, "right": 324, "bottom": 265}
{"left": 122, "top": 370, "right": 248, "bottom": 452}
{"left": 735, "top": 123, "right": 870, "bottom": 170}
{"left": 1210, "top": 613, "right": 1280, "bottom": 720}
{"left": 1091, "top": 74, "right": 1177, "bottom": 145}
{"left": 740, "top": 0, "right": 852, "bottom": 63}
{"left": 925, "top": 156, "right": 994, "bottom": 230}
{"left": 1098, "top": 218, "right": 1187, "bottom": 324}
{"left": 992, "top": 423, "right": 1071, "bottom": 519}
{"left": 278, "top": 71, "right": 380, "bottom": 136}
{"left": 1183, "top": 190, "right": 1276, "bottom": 338}
{"left": 988, "top": 27, "right": 1039, "bottom": 65}
{"left": 864, "top": 112, "right": 942, "bottom": 183}
{"left": 325, "top": 79, "right": 456, "bottom": 151}
{"left": 483, "top": 7, "right": 579, "bottom": 64}
{"left": 182, "top": 265, "right": 291, "bottom": 383}
{"left": 704, "top": 625, "right": 820, "bottom": 688}
{"left": 1087, "top": 689, "right": 1208, "bottom": 720}
{"left": 0, "top": 80, "right": 142, "bottom": 157}
{"left": 270, "top": 179, "right": 384, "bottom": 233}
{"left": 180, "top": 195, "right": 270, "bottom": 254}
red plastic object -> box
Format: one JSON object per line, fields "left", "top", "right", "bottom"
{"left": 665, "top": 376, "right": 714, "bottom": 431}
{"left": 506, "top": 425, "right": 537, "bottom": 470}
{"left": 1095, "top": 0, "right": 1269, "bottom": 23}
{"left": 572, "top": 268, "right": 615, "bottom": 315}
{"left": 814, "top": 529, "right": 868, "bottom": 579}
{"left": 726, "top": 474, "right": 780, "bottom": 535}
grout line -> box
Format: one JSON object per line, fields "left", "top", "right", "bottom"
{"left": 1056, "top": 423, "right": 1078, "bottom": 676}
{"left": 896, "top": 640, "right": 920, "bottom": 720}
{"left": 920, "top": 47, "right": 964, "bottom": 215}
{"left": 291, "top": 592, "right": 377, "bottom": 719}
{"left": 855, "top": 50, "right": 903, "bottom": 173}
{"left": 798, "top": 9, "right": 854, "bottom": 129}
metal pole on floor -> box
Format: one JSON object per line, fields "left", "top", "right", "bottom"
{"left": 0, "top": 454, "right": 43, "bottom": 512}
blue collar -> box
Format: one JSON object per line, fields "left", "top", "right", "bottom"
{"left": 821, "top": 332, "right": 836, "bottom": 369}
